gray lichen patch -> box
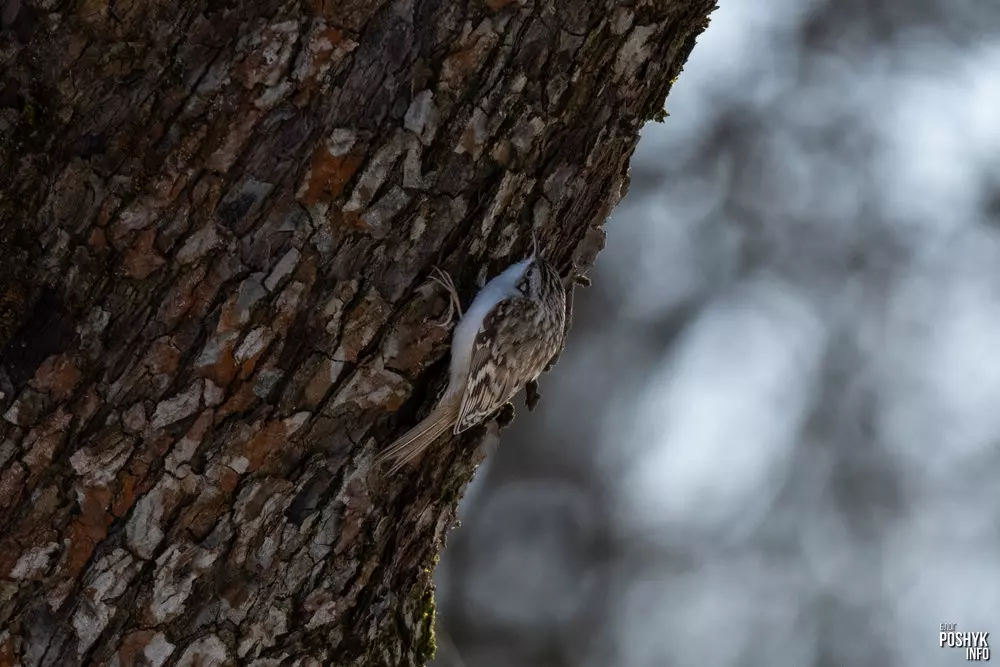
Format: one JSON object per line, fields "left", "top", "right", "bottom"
{"left": 69, "top": 430, "right": 135, "bottom": 486}
{"left": 231, "top": 477, "right": 295, "bottom": 568}
{"left": 333, "top": 288, "right": 392, "bottom": 363}
{"left": 108, "top": 631, "right": 176, "bottom": 667}
{"left": 342, "top": 132, "right": 409, "bottom": 216}
{"left": 404, "top": 90, "right": 440, "bottom": 146}
{"left": 126, "top": 473, "right": 197, "bottom": 560}
{"left": 455, "top": 108, "right": 489, "bottom": 159}
{"left": 292, "top": 21, "right": 359, "bottom": 89}
{"left": 175, "top": 634, "right": 230, "bottom": 667}
{"left": 9, "top": 542, "right": 60, "bottom": 580}
{"left": 321, "top": 279, "right": 360, "bottom": 336}
{"left": 439, "top": 19, "right": 502, "bottom": 96}
{"left": 237, "top": 604, "right": 290, "bottom": 659}
{"left": 615, "top": 23, "right": 660, "bottom": 77}
{"left": 327, "top": 128, "right": 359, "bottom": 157}
{"left": 361, "top": 186, "right": 412, "bottom": 237}
{"left": 510, "top": 115, "right": 546, "bottom": 154}
{"left": 72, "top": 549, "right": 142, "bottom": 655}
{"left": 329, "top": 360, "right": 410, "bottom": 414}
{"left": 610, "top": 7, "right": 635, "bottom": 35}
{"left": 236, "top": 20, "right": 302, "bottom": 90}
{"left": 151, "top": 380, "right": 204, "bottom": 429}
{"left": 234, "top": 327, "right": 274, "bottom": 366}
{"left": 477, "top": 171, "right": 529, "bottom": 237}
{"left": 149, "top": 541, "right": 221, "bottom": 623}
{"left": 165, "top": 410, "right": 214, "bottom": 475}
{"left": 264, "top": 248, "right": 301, "bottom": 292}
{"left": 176, "top": 222, "right": 222, "bottom": 264}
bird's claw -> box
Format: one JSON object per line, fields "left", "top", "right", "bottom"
{"left": 426, "top": 266, "right": 463, "bottom": 328}
{"left": 495, "top": 402, "right": 516, "bottom": 429}
{"left": 525, "top": 379, "right": 542, "bottom": 411}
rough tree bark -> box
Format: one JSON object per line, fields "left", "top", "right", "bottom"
{"left": 0, "top": 0, "right": 715, "bottom": 664}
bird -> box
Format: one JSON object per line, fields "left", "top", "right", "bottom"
{"left": 374, "top": 238, "right": 567, "bottom": 475}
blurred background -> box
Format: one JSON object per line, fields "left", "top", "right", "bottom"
{"left": 432, "top": 0, "right": 1000, "bottom": 665}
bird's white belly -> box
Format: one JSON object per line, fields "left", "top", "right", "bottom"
{"left": 445, "top": 258, "right": 530, "bottom": 395}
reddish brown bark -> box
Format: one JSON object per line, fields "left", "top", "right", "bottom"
{"left": 0, "top": 0, "right": 715, "bottom": 664}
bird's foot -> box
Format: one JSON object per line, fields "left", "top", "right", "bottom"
{"left": 427, "top": 266, "right": 463, "bottom": 328}
{"left": 495, "top": 402, "right": 516, "bottom": 429}
{"left": 525, "top": 379, "right": 542, "bottom": 412}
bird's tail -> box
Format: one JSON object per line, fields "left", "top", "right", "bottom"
{"left": 375, "top": 399, "right": 458, "bottom": 475}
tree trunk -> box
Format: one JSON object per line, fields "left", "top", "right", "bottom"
{"left": 0, "top": 0, "right": 714, "bottom": 664}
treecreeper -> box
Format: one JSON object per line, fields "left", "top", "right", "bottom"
{"left": 374, "top": 235, "right": 567, "bottom": 475}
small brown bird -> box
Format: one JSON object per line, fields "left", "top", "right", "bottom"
{"left": 375, "top": 241, "right": 566, "bottom": 474}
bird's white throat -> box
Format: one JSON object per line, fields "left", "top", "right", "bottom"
{"left": 445, "top": 258, "right": 532, "bottom": 396}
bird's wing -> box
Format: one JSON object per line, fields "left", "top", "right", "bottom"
{"left": 455, "top": 298, "right": 527, "bottom": 433}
